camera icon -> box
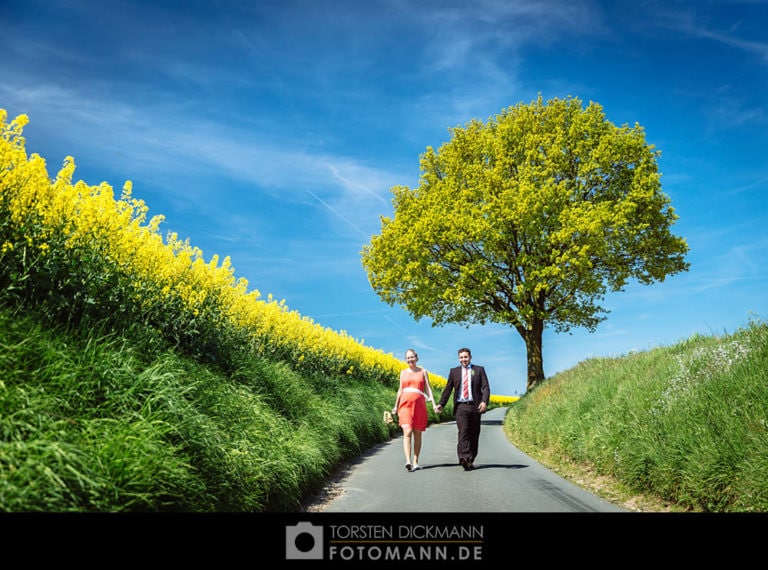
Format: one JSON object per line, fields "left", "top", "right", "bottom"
{"left": 285, "top": 521, "right": 324, "bottom": 560}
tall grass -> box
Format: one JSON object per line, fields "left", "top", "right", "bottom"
{"left": 0, "top": 307, "right": 402, "bottom": 511}
{"left": 504, "top": 317, "right": 768, "bottom": 512}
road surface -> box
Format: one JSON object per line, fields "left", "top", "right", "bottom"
{"left": 312, "top": 406, "right": 625, "bottom": 513}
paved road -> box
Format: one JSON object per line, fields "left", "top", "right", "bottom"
{"left": 318, "top": 406, "right": 625, "bottom": 513}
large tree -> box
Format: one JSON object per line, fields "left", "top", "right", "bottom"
{"left": 361, "top": 96, "right": 689, "bottom": 392}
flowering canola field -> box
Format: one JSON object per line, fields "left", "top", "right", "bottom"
{"left": 1, "top": 110, "right": 517, "bottom": 403}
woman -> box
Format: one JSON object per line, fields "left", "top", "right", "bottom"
{"left": 392, "top": 348, "right": 436, "bottom": 471}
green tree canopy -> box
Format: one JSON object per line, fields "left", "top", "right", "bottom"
{"left": 361, "top": 95, "right": 690, "bottom": 391}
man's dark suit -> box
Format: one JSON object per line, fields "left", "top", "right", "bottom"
{"left": 437, "top": 364, "right": 491, "bottom": 468}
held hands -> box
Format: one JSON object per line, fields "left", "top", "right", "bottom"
{"left": 431, "top": 403, "right": 483, "bottom": 414}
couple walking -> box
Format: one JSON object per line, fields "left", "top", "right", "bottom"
{"left": 392, "top": 347, "right": 491, "bottom": 472}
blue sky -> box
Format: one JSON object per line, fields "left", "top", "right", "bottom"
{"left": 2, "top": 0, "right": 766, "bottom": 396}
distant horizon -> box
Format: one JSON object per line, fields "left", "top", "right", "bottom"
{"left": 2, "top": 0, "right": 766, "bottom": 396}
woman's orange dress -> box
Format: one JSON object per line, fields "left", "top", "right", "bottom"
{"left": 397, "top": 368, "right": 429, "bottom": 431}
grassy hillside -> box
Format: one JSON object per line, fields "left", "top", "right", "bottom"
{"left": 504, "top": 317, "right": 768, "bottom": 512}
{"left": 0, "top": 306, "right": 403, "bottom": 511}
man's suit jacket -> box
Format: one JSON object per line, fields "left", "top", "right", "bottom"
{"left": 438, "top": 364, "right": 491, "bottom": 409}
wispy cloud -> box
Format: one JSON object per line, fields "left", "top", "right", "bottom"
{"left": 690, "top": 24, "right": 768, "bottom": 64}
{"left": 305, "top": 188, "right": 369, "bottom": 238}
{"left": 378, "top": 314, "right": 410, "bottom": 334}
{"left": 653, "top": 3, "right": 768, "bottom": 64}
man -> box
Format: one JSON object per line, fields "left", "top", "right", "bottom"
{"left": 435, "top": 348, "right": 491, "bottom": 471}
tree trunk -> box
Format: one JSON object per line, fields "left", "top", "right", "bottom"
{"left": 524, "top": 319, "right": 545, "bottom": 392}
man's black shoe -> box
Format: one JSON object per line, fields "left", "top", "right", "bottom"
{"left": 460, "top": 458, "right": 471, "bottom": 471}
